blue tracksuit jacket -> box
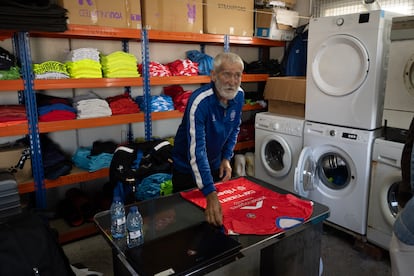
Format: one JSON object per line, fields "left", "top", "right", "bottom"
{"left": 172, "top": 81, "right": 244, "bottom": 196}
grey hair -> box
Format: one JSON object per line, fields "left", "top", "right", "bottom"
{"left": 213, "top": 52, "right": 244, "bottom": 73}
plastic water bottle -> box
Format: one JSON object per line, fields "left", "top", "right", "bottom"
{"left": 126, "top": 206, "right": 144, "bottom": 248}
{"left": 110, "top": 196, "right": 126, "bottom": 239}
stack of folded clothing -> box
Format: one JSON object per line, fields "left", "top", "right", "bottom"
{"left": 65, "top": 48, "right": 102, "bottom": 78}
{"left": 0, "top": 47, "right": 20, "bottom": 80}
{"left": 72, "top": 140, "right": 117, "bottom": 173}
{"left": 0, "top": 105, "right": 27, "bottom": 126}
{"left": 138, "top": 61, "right": 172, "bottom": 77}
{"left": 33, "top": 61, "right": 69, "bottom": 79}
{"left": 73, "top": 91, "right": 112, "bottom": 119}
{"left": 101, "top": 51, "right": 140, "bottom": 78}
{"left": 0, "top": 0, "right": 67, "bottom": 32}
{"left": 186, "top": 50, "right": 214, "bottom": 76}
{"left": 36, "top": 93, "right": 76, "bottom": 122}
{"left": 106, "top": 93, "right": 140, "bottom": 115}
{"left": 166, "top": 59, "right": 198, "bottom": 76}
{"left": 21, "top": 133, "right": 73, "bottom": 180}
{"left": 163, "top": 85, "right": 192, "bottom": 112}
{"left": 135, "top": 95, "right": 174, "bottom": 112}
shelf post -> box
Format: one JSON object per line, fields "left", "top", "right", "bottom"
{"left": 15, "top": 32, "right": 47, "bottom": 209}
{"left": 224, "top": 35, "right": 230, "bottom": 52}
{"left": 122, "top": 39, "right": 134, "bottom": 143}
{"left": 141, "top": 28, "right": 152, "bottom": 141}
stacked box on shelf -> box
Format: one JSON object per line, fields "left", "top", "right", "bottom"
{"left": 264, "top": 77, "right": 306, "bottom": 118}
{"left": 203, "top": 0, "right": 254, "bottom": 36}
{"left": 0, "top": 172, "right": 21, "bottom": 220}
{"left": 254, "top": 8, "right": 299, "bottom": 41}
{"left": 141, "top": 0, "right": 203, "bottom": 33}
{"left": 57, "top": 0, "right": 142, "bottom": 29}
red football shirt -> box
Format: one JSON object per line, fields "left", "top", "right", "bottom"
{"left": 180, "top": 177, "right": 313, "bottom": 235}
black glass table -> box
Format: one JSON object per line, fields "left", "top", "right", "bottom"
{"left": 94, "top": 176, "right": 330, "bottom": 276}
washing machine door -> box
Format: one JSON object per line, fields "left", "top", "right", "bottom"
{"left": 294, "top": 146, "right": 318, "bottom": 197}
{"left": 260, "top": 134, "right": 292, "bottom": 179}
{"left": 381, "top": 181, "right": 401, "bottom": 227}
{"left": 316, "top": 147, "right": 355, "bottom": 193}
{"left": 311, "top": 34, "right": 369, "bottom": 96}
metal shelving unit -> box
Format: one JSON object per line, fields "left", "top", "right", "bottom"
{"left": 1, "top": 25, "right": 283, "bottom": 241}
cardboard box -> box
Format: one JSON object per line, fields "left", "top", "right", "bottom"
{"left": 57, "top": 0, "right": 142, "bottom": 29}
{"left": 142, "top": 0, "right": 203, "bottom": 33}
{"left": 204, "top": 0, "right": 254, "bottom": 36}
{"left": 264, "top": 0, "right": 296, "bottom": 8}
{"left": 0, "top": 146, "right": 32, "bottom": 182}
{"left": 264, "top": 77, "right": 306, "bottom": 117}
{"left": 255, "top": 8, "right": 297, "bottom": 40}
{"left": 127, "top": 0, "right": 142, "bottom": 29}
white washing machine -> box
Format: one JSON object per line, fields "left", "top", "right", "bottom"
{"left": 383, "top": 15, "right": 414, "bottom": 130}
{"left": 294, "top": 121, "right": 381, "bottom": 235}
{"left": 305, "top": 10, "right": 394, "bottom": 130}
{"left": 254, "top": 112, "right": 304, "bottom": 193}
{"left": 367, "top": 138, "right": 404, "bottom": 250}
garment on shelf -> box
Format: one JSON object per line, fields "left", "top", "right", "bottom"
{"left": 106, "top": 93, "right": 140, "bottom": 115}
{"left": 0, "top": 47, "right": 16, "bottom": 70}
{"left": 0, "top": 66, "right": 20, "bottom": 80}
{"left": 72, "top": 147, "right": 113, "bottom": 173}
{"left": 135, "top": 173, "right": 172, "bottom": 201}
{"left": 73, "top": 91, "right": 112, "bottom": 119}
{"left": 135, "top": 95, "right": 174, "bottom": 112}
{"left": 38, "top": 104, "right": 76, "bottom": 122}
{"left": 186, "top": 50, "right": 213, "bottom": 76}
{"left": 66, "top": 48, "right": 100, "bottom": 63}
{"left": 138, "top": 61, "right": 172, "bottom": 77}
{"left": 163, "top": 85, "right": 192, "bottom": 112}
{"left": 33, "top": 61, "right": 69, "bottom": 80}
{"left": 166, "top": 59, "right": 199, "bottom": 76}
{"left": 0, "top": 0, "right": 68, "bottom": 32}
{"left": 0, "top": 105, "right": 27, "bottom": 125}
{"left": 36, "top": 93, "right": 76, "bottom": 122}
{"left": 65, "top": 48, "right": 102, "bottom": 79}
{"left": 101, "top": 51, "right": 140, "bottom": 78}
{"left": 65, "top": 59, "right": 102, "bottom": 79}
{"left": 18, "top": 134, "right": 73, "bottom": 180}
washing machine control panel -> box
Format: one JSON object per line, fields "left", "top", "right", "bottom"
{"left": 256, "top": 113, "right": 304, "bottom": 137}
{"left": 271, "top": 121, "right": 303, "bottom": 136}
{"left": 305, "top": 122, "right": 377, "bottom": 143}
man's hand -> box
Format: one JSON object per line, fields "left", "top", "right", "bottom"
{"left": 219, "top": 159, "right": 232, "bottom": 182}
{"left": 205, "top": 191, "right": 223, "bottom": 227}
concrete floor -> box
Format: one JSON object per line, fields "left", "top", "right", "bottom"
{"left": 62, "top": 224, "right": 392, "bottom": 276}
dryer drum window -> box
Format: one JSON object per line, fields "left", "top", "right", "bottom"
{"left": 403, "top": 53, "right": 414, "bottom": 96}
{"left": 264, "top": 140, "right": 285, "bottom": 171}
{"left": 317, "top": 153, "right": 351, "bottom": 190}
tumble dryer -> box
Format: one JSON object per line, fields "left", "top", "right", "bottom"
{"left": 294, "top": 121, "right": 381, "bottom": 235}
{"left": 367, "top": 138, "right": 404, "bottom": 250}
{"left": 254, "top": 112, "right": 304, "bottom": 193}
{"left": 383, "top": 15, "right": 414, "bottom": 130}
{"left": 305, "top": 10, "right": 394, "bottom": 130}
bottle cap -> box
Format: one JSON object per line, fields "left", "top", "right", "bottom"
{"left": 130, "top": 206, "right": 138, "bottom": 213}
